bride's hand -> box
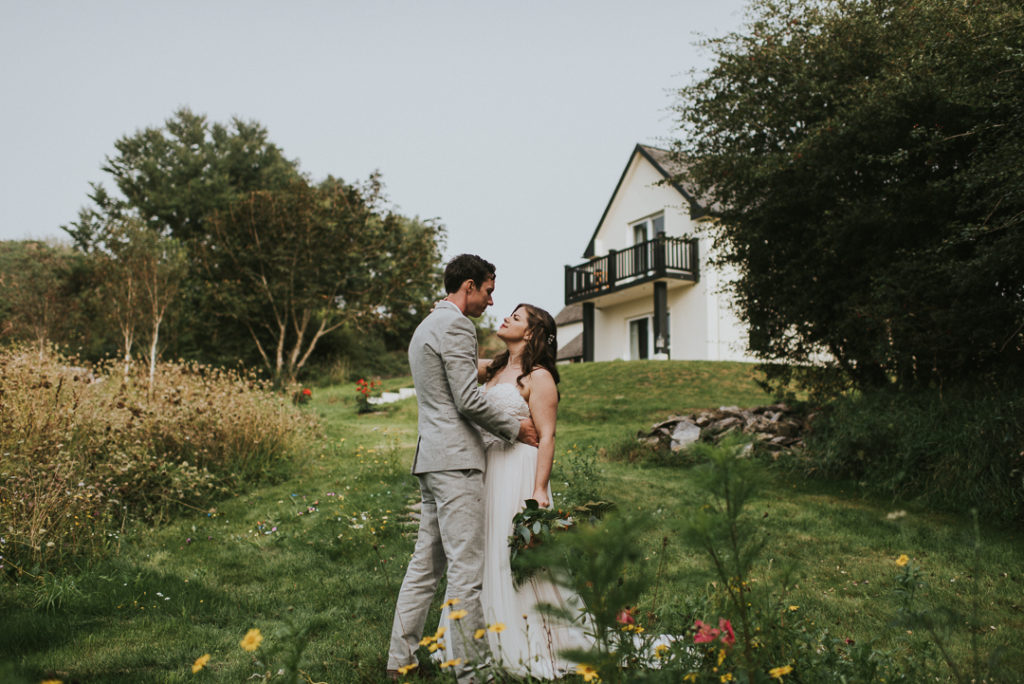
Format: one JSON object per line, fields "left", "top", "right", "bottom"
{"left": 531, "top": 487, "right": 550, "bottom": 508}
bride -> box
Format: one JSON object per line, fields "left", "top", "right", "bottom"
{"left": 441, "top": 303, "right": 591, "bottom": 678}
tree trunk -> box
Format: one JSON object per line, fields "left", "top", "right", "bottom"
{"left": 148, "top": 318, "right": 159, "bottom": 400}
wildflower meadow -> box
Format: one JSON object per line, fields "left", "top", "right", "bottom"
{"left": 1, "top": 359, "right": 1021, "bottom": 683}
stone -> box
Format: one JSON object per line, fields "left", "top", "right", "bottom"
{"left": 669, "top": 420, "right": 702, "bottom": 451}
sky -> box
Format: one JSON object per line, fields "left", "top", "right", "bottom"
{"left": 0, "top": 0, "right": 750, "bottom": 319}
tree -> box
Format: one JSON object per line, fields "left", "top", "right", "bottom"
{"left": 64, "top": 108, "right": 302, "bottom": 248}
{"left": 672, "top": 0, "right": 1024, "bottom": 391}
{"left": 0, "top": 242, "right": 86, "bottom": 356}
{"left": 99, "top": 219, "right": 187, "bottom": 387}
{"left": 98, "top": 220, "right": 142, "bottom": 376}
{"left": 137, "top": 232, "right": 188, "bottom": 395}
{"left": 201, "top": 177, "right": 444, "bottom": 387}
{"left": 62, "top": 108, "right": 305, "bottom": 365}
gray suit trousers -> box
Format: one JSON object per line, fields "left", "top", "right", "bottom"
{"left": 388, "top": 469, "right": 489, "bottom": 682}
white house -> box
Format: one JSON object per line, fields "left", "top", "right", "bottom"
{"left": 557, "top": 144, "right": 752, "bottom": 363}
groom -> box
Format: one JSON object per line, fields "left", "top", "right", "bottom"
{"left": 386, "top": 254, "right": 538, "bottom": 682}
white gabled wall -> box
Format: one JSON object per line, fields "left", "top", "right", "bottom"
{"left": 591, "top": 153, "right": 691, "bottom": 256}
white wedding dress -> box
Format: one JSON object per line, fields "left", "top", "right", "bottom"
{"left": 477, "top": 383, "right": 592, "bottom": 677}
{"left": 440, "top": 383, "right": 592, "bottom": 678}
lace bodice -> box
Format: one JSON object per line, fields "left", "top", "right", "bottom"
{"left": 478, "top": 383, "right": 530, "bottom": 448}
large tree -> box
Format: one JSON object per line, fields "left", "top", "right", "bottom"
{"left": 201, "top": 176, "right": 444, "bottom": 387}
{"left": 672, "top": 0, "right": 1024, "bottom": 390}
{"left": 63, "top": 109, "right": 305, "bottom": 365}
{"left": 64, "top": 108, "right": 302, "bottom": 248}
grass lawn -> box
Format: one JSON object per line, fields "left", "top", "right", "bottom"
{"left": 2, "top": 361, "right": 1021, "bottom": 682}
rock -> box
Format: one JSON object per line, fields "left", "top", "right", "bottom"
{"left": 694, "top": 412, "right": 715, "bottom": 427}
{"left": 637, "top": 402, "right": 810, "bottom": 455}
{"left": 707, "top": 416, "right": 743, "bottom": 434}
{"left": 669, "top": 420, "right": 702, "bottom": 451}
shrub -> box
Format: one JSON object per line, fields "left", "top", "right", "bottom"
{"left": 554, "top": 443, "right": 605, "bottom": 506}
{"left": 0, "top": 346, "right": 318, "bottom": 576}
{"left": 798, "top": 385, "right": 1024, "bottom": 523}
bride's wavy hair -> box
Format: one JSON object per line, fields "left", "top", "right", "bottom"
{"left": 484, "top": 303, "right": 560, "bottom": 396}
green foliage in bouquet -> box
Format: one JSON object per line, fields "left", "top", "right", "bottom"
{"left": 509, "top": 499, "right": 615, "bottom": 587}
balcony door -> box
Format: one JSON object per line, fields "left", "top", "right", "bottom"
{"left": 631, "top": 221, "right": 648, "bottom": 277}
{"left": 630, "top": 214, "right": 664, "bottom": 278}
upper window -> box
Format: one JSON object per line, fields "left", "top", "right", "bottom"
{"left": 633, "top": 222, "right": 648, "bottom": 245}
{"left": 631, "top": 213, "right": 665, "bottom": 245}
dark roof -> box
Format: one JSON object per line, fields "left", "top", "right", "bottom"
{"left": 554, "top": 303, "right": 583, "bottom": 326}
{"left": 556, "top": 332, "right": 583, "bottom": 361}
{"left": 583, "top": 144, "right": 712, "bottom": 258}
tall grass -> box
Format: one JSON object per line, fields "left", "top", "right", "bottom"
{"left": 800, "top": 385, "right": 1024, "bottom": 523}
{"left": 0, "top": 346, "right": 318, "bottom": 575}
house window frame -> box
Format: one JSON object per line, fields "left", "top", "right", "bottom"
{"left": 628, "top": 212, "right": 665, "bottom": 245}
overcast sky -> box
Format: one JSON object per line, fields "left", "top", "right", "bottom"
{"left": 0, "top": 0, "right": 749, "bottom": 318}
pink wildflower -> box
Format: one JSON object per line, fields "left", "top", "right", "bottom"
{"left": 693, "top": 619, "right": 721, "bottom": 644}
{"left": 718, "top": 618, "right": 736, "bottom": 645}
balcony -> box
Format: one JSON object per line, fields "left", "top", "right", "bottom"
{"left": 564, "top": 235, "right": 699, "bottom": 304}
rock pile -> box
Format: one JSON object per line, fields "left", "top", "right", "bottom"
{"left": 637, "top": 404, "right": 809, "bottom": 453}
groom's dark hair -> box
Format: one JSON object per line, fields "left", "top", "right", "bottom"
{"left": 444, "top": 254, "right": 496, "bottom": 294}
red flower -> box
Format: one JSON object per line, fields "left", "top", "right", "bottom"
{"left": 302, "top": 388, "right": 312, "bottom": 396}
{"left": 718, "top": 618, "right": 735, "bottom": 645}
{"left": 616, "top": 608, "right": 636, "bottom": 625}
{"left": 693, "top": 619, "right": 721, "bottom": 644}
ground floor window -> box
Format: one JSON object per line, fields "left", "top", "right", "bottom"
{"left": 629, "top": 316, "right": 650, "bottom": 360}
{"left": 628, "top": 311, "right": 671, "bottom": 360}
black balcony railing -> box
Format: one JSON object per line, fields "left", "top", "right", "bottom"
{"left": 564, "top": 235, "right": 698, "bottom": 304}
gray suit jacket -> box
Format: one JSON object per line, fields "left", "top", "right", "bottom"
{"left": 408, "top": 301, "right": 520, "bottom": 474}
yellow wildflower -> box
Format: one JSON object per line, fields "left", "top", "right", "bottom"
{"left": 788, "top": 605, "right": 799, "bottom": 611}
{"left": 41, "top": 681, "right": 63, "bottom": 684}
{"left": 239, "top": 628, "right": 263, "bottom": 652}
{"left": 895, "top": 554, "right": 910, "bottom": 567}
{"left": 474, "top": 628, "right": 487, "bottom": 640}
{"left": 717, "top": 648, "right": 727, "bottom": 666}
{"left": 428, "top": 642, "right": 441, "bottom": 653}
{"left": 419, "top": 635, "right": 435, "bottom": 646}
{"left": 191, "top": 653, "right": 211, "bottom": 673}
{"left": 433, "top": 626, "right": 447, "bottom": 640}
{"left": 721, "top": 674, "right": 734, "bottom": 683}
{"left": 769, "top": 664, "right": 794, "bottom": 680}
{"left": 575, "top": 664, "right": 600, "bottom": 682}
{"left": 683, "top": 675, "right": 698, "bottom": 683}
{"left": 397, "top": 663, "right": 418, "bottom": 675}
{"left": 439, "top": 658, "right": 462, "bottom": 669}
{"left": 449, "top": 609, "right": 468, "bottom": 620}
{"left": 442, "top": 597, "right": 461, "bottom": 608}
{"left": 488, "top": 622, "right": 506, "bottom": 633}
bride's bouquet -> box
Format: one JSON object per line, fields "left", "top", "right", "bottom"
{"left": 508, "top": 499, "right": 615, "bottom": 587}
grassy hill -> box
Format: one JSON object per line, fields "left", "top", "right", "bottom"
{"left": 2, "top": 361, "right": 1020, "bottom": 682}
{"left": 557, "top": 360, "right": 769, "bottom": 446}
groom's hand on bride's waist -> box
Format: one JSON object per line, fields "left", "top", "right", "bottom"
{"left": 517, "top": 419, "right": 539, "bottom": 447}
